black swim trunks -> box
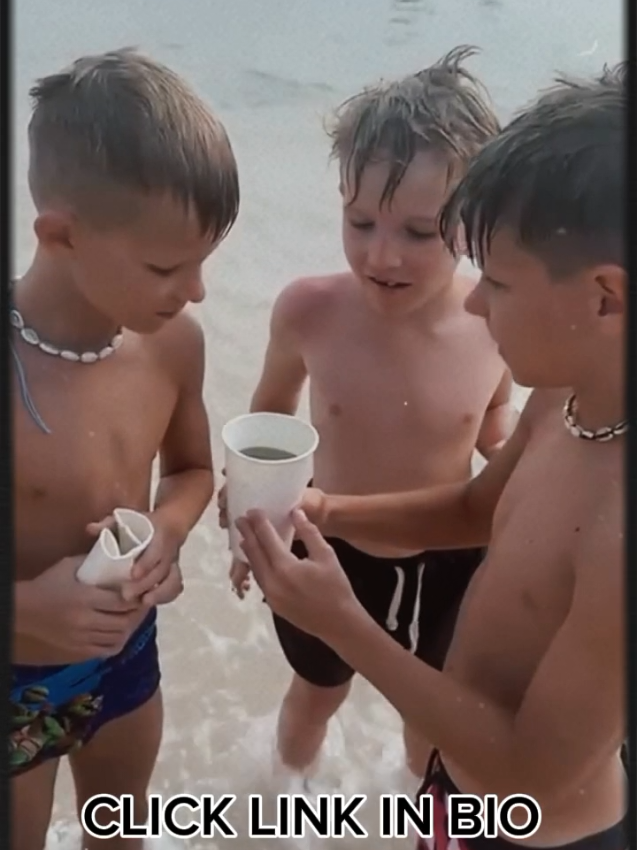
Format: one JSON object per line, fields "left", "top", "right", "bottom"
{"left": 272, "top": 537, "right": 484, "bottom": 688}
{"left": 416, "top": 750, "right": 627, "bottom": 850}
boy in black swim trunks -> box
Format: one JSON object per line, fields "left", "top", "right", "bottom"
{"left": 12, "top": 49, "right": 238, "bottom": 849}
{"left": 219, "top": 47, "right": 515, "bottom": 779}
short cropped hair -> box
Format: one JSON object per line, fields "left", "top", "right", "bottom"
{"left": 327, "top": 45, "right": 500, "bottom": 205}
{"left": 439, "top": 62, "right": 626, "bottom": 276}
{"left": 28, "top": 47, "right": 240, "bottom": 241}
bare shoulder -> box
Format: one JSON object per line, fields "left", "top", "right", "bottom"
{"left": 272, "top": 273, "right": 354, "bottom": 335}
{"left": 145, "top": 310, "right": 205, "bottom": 387}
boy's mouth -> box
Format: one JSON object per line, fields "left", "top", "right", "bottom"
{"left": 368, "top": 276, "right": 411, "bottom": 290}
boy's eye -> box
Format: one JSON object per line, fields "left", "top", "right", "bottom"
{"left": 146, "top": 263, "right": 180, "bottom": 277}
{"left": 483, "top": 275, "right": 507, "bottom": 291}
{"left": 407, "top": 229, "right": 437, "bottom": 241}
{"left": 349, "top": 220, "right": 374, "bottom": 231}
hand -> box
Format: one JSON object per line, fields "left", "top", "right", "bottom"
{"left": 297, "top": 487, "right": 328, "bottom": 528}
{"left": 18, "top": 556, "right": 145, "bottom": 662}
{"left": 86, "top": 512, "right": 184, "bottom": 606}
{"left": 229, "top": 558, "right": 251, "bottom": 599}
{"left": 235, "top": 509, "right": 361, "bottom": 640}
{"left": 218, "top": 473, "right": 327, "bottom": 533}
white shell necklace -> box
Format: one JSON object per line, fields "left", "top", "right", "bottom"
{"left": 563, "top": 393, "right": 628, "bottom": 442}
{"left": 10, "top": 306, "right": 123, "bottom": 363}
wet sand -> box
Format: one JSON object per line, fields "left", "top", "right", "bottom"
{"left": 12, "top": 2, "right": 621, "bottom": 847}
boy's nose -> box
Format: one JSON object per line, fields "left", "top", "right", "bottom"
{"left": 367, "top": 236, "right": 401, "bottom": 272}
{"left": 186, "top": 274, "right": 206, "bottom": 304}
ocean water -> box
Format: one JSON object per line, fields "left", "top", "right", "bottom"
{"left": 11, "top": 1, "right": 622, "bottom": 847}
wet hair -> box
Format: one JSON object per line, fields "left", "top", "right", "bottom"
{"left": 27, "top": 47, "right": 240, "bottom": 241}
{"left": 327, "top": 45, "right": 500, "bottom": 205}
{"left": 439, "top": 62, "right": 626, "bottom": 276}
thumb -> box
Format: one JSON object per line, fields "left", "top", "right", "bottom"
{"left": 86, "top": 516, "right": 115, "bottom": 537}
{"left": 292, "top": 509, "right": 331, "bottom": 560}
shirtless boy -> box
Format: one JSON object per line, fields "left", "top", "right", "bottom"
{"left": 11, "top": 49, "right": 238, "bottom": 850}
{"left": 220, "top": 47, "right": 514, "bottom": 778}
{"left": 237, "top": 64, "right": 627, "bottom": 849}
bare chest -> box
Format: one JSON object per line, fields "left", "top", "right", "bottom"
{"left": 305, "top": 321, "right": 502, "bottom": 489}
{"left": 447, "top": 426, "right": 606, "bottom": 709}
{"left": 13, "top": 349, "right": 177, "bottom": 576}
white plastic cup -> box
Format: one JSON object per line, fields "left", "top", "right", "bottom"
{"left": 222, "top": 412, "right": 319, "bottom": 562}
{"left": 76, "top": 508, "right": 154, "bottom": 588}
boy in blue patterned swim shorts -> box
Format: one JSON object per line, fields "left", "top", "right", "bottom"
{"left": 11, "top": 48, "right": 239, "bottom": 849}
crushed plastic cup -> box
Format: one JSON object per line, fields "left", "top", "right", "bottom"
{"left": 76, "top": 508, "right": 154, "bottom": 588}
{"left": 221, "top": 412, "right": 319, "bottom": 562}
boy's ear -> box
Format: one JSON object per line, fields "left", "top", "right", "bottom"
{"left": 34, "top": 210, "right": 75, "bottom": 254}
{"left": 594, "top": 264, "right": 625, "bottom": 319}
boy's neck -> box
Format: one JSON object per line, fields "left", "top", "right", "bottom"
{"left": 570, "top": 354, "right": 625, "bottom": 435}
{"left": 393, "top": 272, "right": 468, "bottom": 326}
{"left": 14, "top": 250, "right": 121, "bottom": 353}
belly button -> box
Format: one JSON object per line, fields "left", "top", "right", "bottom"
{"left": 329, "top": 403, "right": 342, "bottom": 417}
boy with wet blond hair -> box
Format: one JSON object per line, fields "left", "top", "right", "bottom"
{"left": 221, "top": 46, "right": 514, "bottom": 780}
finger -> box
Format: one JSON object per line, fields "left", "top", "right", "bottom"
{"left": 291, "top": 509, "right": 333, "bottom": 560}
{"left": 142, "top": 565, "right": 183, "bottom": 607}
{"left": 235, "top": 515, "right": 281, "bottom": 586}
{"left": 130, "top": 549, "right": 161, "bottom": 581}
{"left": 243, "top": 511, "right": 292, "bottom": 563}
{"left": 86, "top": 516, "right": 115, "bottom": 537}
{"left": 87, "top": 588, "right": 142, "bottom": 613}
{"left": 236, "top": 537, "right": 270, "bottom": 592}
{"left": 123, "top": 562, "right": 168, "bottom": 600}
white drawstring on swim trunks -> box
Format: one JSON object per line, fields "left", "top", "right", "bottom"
{"left": 386, "top": 562, "right": 426, "bottom": 653}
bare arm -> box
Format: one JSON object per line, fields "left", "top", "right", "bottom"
{"left": 153, "top": 315, "right": 214, "bottom": 540}
{"left": 328, "top": 514, "right": 624, "bottom": 805}
{"left": 250, "top": 281, "right": 309, "bottom": 414}
{"left": 320, "top": 390, "right": 536, "bottom": 550}
{"left": 476, "top": 370, "right": 520, "bottom": 460}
